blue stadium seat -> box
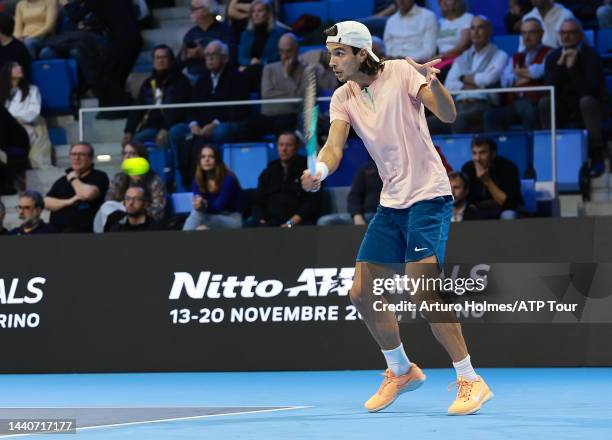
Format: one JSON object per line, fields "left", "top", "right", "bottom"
{"left": 597, "top": 28, "right": 612, "bottom": 53}
{"left": 432, "top": 134, "right": 473, "bottom": 171}
{"left": 31, "top": 59, "right": 78, "bottom": 114}
{"left": 584, "top": 29, "right": 595, "bottom": 47}
{"left": 222, "top": 143, "right": 272, "bottom": 189}
{"left": 533, "top": 129, "right": 588, "bottom": 192}
{"left": 328, "top": 0, "right": 374, "bottom": 23}
{"left": 492, "top": 34, "right": 519, "bottom": 56}
{"left": 468, "top": 0, "right": 506, "bottom": 35}
{"left": 493, "top": 132, "right": 532, "bottom": 178}
{"left": 325, "top": 138, "right": 371, "bottom": 187}
{"left": 146, "top": 143, "right": 172, "bottom": 184}
{"left": 521, "top": 179, "right": 537, "bottom": 214}
{"left": 171, "top": 192, "right": 192, "bottom": 215}
{"left": 282, "top": 1, "right": 329, "bottom": 25}
{"left": 47, "top": 126, "right": 67, "bottom": 146}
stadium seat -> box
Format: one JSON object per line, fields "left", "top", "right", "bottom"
{"left": 222, "top": 143, "right": 272, "bottom": 189}
{"left": 146, "top": 143, "right": 172, "bottom": 185}
{"left": 171, "top": 192, "right": 192, "bottom": 215}
{"left": 325, "top": 138, "right": 371, "bottom": 187}
{"left": 584, "top": 30, "right": 595, "bottom": 47}
{"left": 520, "top": 179, "right": 537, "bottom": 214}
{"left": 533, "top": 129, "right": 588, "bottom": 192}
{"left": 328, "top": 0, "right": 374, "bottom": 23}
{"left": 31, "top": 59, "right": 78, "bottom": 114}
{"left": 468, "top": 0, "right": 506, "bottom": 35}
{"left": 432, "top": 134, "right": 473, "bottom": 171}
{"left": 597, "top": 28, "right": 612, "bottom": 53}
{"left": 493, "top": 132, "right": 532, "bottom": 178}
{"left": 492, "top": 34, "right": 519, "bottom": 56}
{"left": 47, "top": 127, "right": 67, "bottom": 146}
{"left": 282, "top": 1, "right": 329, "bottom": 26}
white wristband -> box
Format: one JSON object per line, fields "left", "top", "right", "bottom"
{"left": 315, "top": 162, "right": 329, "bottom": 181}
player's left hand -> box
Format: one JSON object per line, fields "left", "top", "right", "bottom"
{"left": 405, "top": 57, "right": 441, "bottom": 83}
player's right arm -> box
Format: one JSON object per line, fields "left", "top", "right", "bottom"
{"left": 301, "top": 119, "right": 350, "bottom": 192}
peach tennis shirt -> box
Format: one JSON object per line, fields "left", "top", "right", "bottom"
{"left": 330, "top": 60, "right": 452, "bottom": 209}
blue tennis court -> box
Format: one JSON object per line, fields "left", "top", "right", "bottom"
{"left": 1, "top": 368, "right": 610, "bottom": 439}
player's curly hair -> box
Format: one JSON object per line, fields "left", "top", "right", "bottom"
{"left": 323, "top": 25, "right": 385, "bottom": 76}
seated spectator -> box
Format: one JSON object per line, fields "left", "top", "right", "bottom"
{"left": 123, "top": 45, "right": 192, "bottom": 148}
{"left": 0, "top": 61, "right": 52, "bottom": 169}
{"left": 13, "top": 0, "right": 59, "bottom": 58}
{"left": 520, "top": 0, "right": 574, "bottom": 51}
{"left": 0, "top": 12, "right": 31, "bottom": 75}
{"left": 252, "top": 131, "right": 322, "bottom": 227}
{"left": 106, "top": 186, "right": 159, "bottom": 232}
{"left": 181, "top": 0, "right": 235, "bottom": 82}
{"left": 505, "top": 0, "right": 532, "bottom": 34}
{"left": 358, "top": 0, "right": 397, "bottom": 38}
{"left": 299, "top": 46, "right": 340, "bottom": 92}
{"left": 448, "top": 171, "right": 480, "bottom": 221}
{"left": 598, "top": 0, "right": 612, "bottom": 28}
{"left": 105, "top": 142, "right": 167, "bottom": 223}
{"left": 183, "top": 145, "right": 242, "bottom": 230}
{"left": 0, "top": 105, "right": 29, "bottom": 195}
{"left": 317, "top": 160, "right": 382, "bottom": 226}
{"left": 0, "top": 198, "right": 7, "bottom": 234}
{"left": 10, "top": 190, "right": 55, "bottom": 234}
{"left": 170, "top": 40, "right": 250, "bottom": 187}
{"left": 539, "top": 18, "right": 609, "bottom": 176}
{"left": 436, "top": 0, "right": 473, "bottom": 67}
{"left": 383, "top": 0, "right": 438, "bottom": 62}
{"left": 428, "top": 15, "right": 508, "bottom": 134}
{"left": 461, "top": 137, "right": 522, "bottom": 220}
{"left": 484, "top": 18, "right": 552, "bottom": 131}
{"left": 238, "top": 0, "right": 285, "bottom": 91}
{"left": 44, "top": 142, "right": 109, "bottom": 232}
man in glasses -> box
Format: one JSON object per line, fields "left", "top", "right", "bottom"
{"left": 10, "top": 190, "right": 55, "bottom": 235}
{"left": 44, "top": 142, "right": 109, "bottom": 233}
{"left": 107, "top": 186, "right": 158, "bottom": 232}
{"left": 521, "top": 0, "right": 574, "bottom": 50}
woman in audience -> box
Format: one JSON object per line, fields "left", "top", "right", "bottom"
{"left": 237, "top": 0, "right": 284, "bottom": 91}
{"left": 0, "top": 61, "right": 52, "bottom": 169}
{"left": 13, "top": 0, "right": 59, "bottom": 58}
{"left": 105, "top": 141, "right": 167, "bottom": 223}
{"left": 183, "top": 145, "right": 242, "bottom": 231}
{"left": 227, "top": 0, "right": 280, "bottom": 40}
{"left": 435, "top": 0, "right": 473, "bottom": 74}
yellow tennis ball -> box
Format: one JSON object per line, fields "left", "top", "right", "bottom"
{"left": 122, "top": 157, "right": 150, "bottom": 176}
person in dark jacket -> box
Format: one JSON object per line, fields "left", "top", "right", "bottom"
{"left": 0, "top": 105, "right": 29, "bottom": 195}
{"left": 539, "top": 18, "right": 609, "bottom": 176}
{"left": 0, "top": 13, "right": 31, "bottom": 77}
{"left": 252, "top": 131, "right": 321, "bottom": 227}
{"left": 461, "top": 137, "right": 522, "bottom": 220}
{"left": 448, "top": 171, "right": 480, "bottom": 222}
{"left": 10, "top": 190, "right": 56, "bottom": 235}
{"left": 106, "top": 186, "right": 159, "bottom": 232}
{"left": 123, "top": 45, "right": 192, "bottom": 147}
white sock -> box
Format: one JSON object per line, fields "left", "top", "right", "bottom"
{"left": 382, "top": 344, "right": 411, "bottom": 376}
{"left": 453, "top": 355, "right": 478, "bottom": 381}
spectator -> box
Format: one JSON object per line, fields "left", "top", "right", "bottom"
{"left": 317, "top": 160, "right": 382, "bottom": 226}
{"left": 237, "top": 0, "right": 285, "bottom": 91}
{"left": 371, "top": 35, "right": 386, "bottom": 61}
{"left": 505, "top": 0, "right": 532, "bottom": 34}
{"left": 539, "top": 18, "right": 608, "bottom": 176}
{"left": 598, "top": 0, "right": 612, "bottom": 28}
{"left": 105, "top": 142, "right": 167, "bottom": 223}
{"left": 436, "top": 0, "right": 473, "bottom": 63}
{"left": 0, "top": 61, "right": 52, "bottom": 169}
{"left": 484, "top": 18, "right": 552, "bottom": 131}
{"left": 106, "top": 186, "right": 159, "bottom": 232}
{"left": 448, "top": 171, "right": 480, "bottom": 221}
{"left": 359, "top": 1, "right": 397, "bottom": 38}
{"left": 0, "top": 105, "right": 29, "bottom": 195}
{"left": 183, "top": 145, "right": 242, "bottom": 230}
{"left": 45, "top": 142, "right": 109, "bottom": 232}
{"left": 10, "top": 190, "right": 56, "bottom": 234}
{"left": 461, "top": 137, "right": 522, "bottom": 220}
{"left": 0, "top": 12, "right": 31, "bottom": 75}
{"left": 299, "top": 46, "right": 340, "bottom": 92}
{"left": 428, "top": 15, "right": 508, "bottom": 134}
{"left": 123, "top": 45, "right": 192, "bottom": 148}
{"left": 252, "top": 131, "right": 322, "bottom": 227}
{"left": 0, "top": 198, "right": 7, "bottom": 234}
{"left": 520, "top": 0, "right": 574, "bottom": 50}
{"left": 383, "top": 0, "right": 438, "bottom": 62}
{"left": 13, "top": 0, "right": 59, "bottom": 58}
{"left": 170, "top": 40, "right": 250, "bottom": 187}
{"left": 227, "top": 0, "right": 281, "bottom": 40}
{"left": 181, "top": 0, "right": 235, "bottom": 81}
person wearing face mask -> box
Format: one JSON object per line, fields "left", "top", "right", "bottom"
{"left": 10, "top": 190, "right": 56, "bottom": 234}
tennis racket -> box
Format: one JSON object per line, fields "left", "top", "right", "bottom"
{"left": 302, "top": 65, "right": 319, "bottom": 175}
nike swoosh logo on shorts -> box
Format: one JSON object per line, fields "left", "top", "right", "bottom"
{"left": 414, "top": 247, "right": 428, "bottom": 252}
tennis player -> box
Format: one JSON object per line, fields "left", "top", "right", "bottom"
{"left": 301, "top": 21, "right": 493, "bottom": 415}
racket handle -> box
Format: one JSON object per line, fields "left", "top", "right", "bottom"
{"left": 308, "top": 154, "right": 317, "bottom": 175}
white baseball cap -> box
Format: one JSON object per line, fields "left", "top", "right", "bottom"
{"left": 325, "top": 21, "right": 380, "bottom": 63}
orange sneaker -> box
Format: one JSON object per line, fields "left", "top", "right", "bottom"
{"left": 447, "top": 376, "right": 493, "bottom": 415}
{"left": 364, "top": 363, "right": 427, "bottom": 412}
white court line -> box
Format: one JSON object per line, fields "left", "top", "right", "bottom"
{"left": 0, "top": 406, "right": 312, "bottom": 438}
